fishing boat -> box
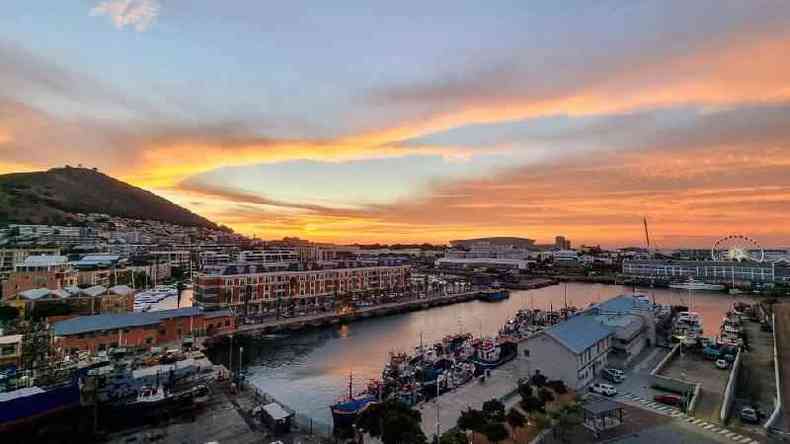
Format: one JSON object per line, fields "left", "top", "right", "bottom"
{"left": 0, "top": 381, "right": 81, "bottom": 431}
{"left": 470, "top": 338, "right": 518, "bottom": 371}
{"left": 330, "top": 374, "right": 378, "bottom": 429}
{"left": 478, "top": 288, "right": 510, "bottom": 302}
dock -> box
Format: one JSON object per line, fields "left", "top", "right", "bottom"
{"left": 221, "top": 291, "right": 483, "bottom": 337}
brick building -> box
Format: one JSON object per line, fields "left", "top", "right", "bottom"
{"left": 194, "top": 263, "right": 410, "bottom": 314}
{"left": 51, "top": 307, "right": 235, "bottom": 354}
{"left": 2, "top": 256, "right": 78, "bottom": 300}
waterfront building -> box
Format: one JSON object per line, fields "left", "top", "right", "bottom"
{"left": 523, "top": 295, "right": 656, "bottom": 389}
{"left": 622, "top": 259, "right": 790, "bottom": 284}
{"left": 194, "top": 263, "right": 410, "bottom": 314}
{"left": 553, "top": 249, "right": 579, "bottom": 263}
{"left": 8, "top": 284, "right": 135, "bottom": 317}
{"left": 555, "top": 236, "right": 571, "bottom": 250}
{"left": 1, "top": 256, "right": 78, "bottom": 301}
{"left": 524, "top": 314, "right": 613, "bottom": 390}
{"left": 51, "top": 306, "right": 235, "bottom": 354}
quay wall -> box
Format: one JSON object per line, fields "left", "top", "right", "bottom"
{"left": 223, "top": 291, "right": 482, "bottom": 338}
{"left": 765, "top": 312, "right": 782, "bottom": 430}
{"left": 720, "top": 348, "right": 743, "bottom": 422}
{"left": 650, "top": 343, "right": 680, "bottom": 376}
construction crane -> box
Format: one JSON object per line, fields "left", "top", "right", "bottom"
{"left": 643, "top": 217, "right": 651, "bottom": 250}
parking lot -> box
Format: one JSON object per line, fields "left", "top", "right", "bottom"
{"left": 659, "top": 348, "right": 730, "bottom": 422}
{"left": 730, "top": 317, "right": 776, "bottom": 433}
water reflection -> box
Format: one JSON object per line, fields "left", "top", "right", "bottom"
{"left": 208, "top": 283, "right": 755, "bottom": 426}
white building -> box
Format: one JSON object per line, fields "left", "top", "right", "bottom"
{"left": 523, "top": 295, "right": 656, "bottom": 389}
{"left": 435, "top": 257, "right": 531, "bottom": 271}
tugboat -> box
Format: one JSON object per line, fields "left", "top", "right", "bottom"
{"left": 330, "top": 373, "right": 378, "bottom": 429}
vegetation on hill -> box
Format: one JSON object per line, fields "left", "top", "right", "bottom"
{"left": 0, "top": 166, "right": 221, "bottom": 229}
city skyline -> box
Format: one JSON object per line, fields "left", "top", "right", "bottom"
{"left": 2, "top": 1, "right": 790, "bottom": 246}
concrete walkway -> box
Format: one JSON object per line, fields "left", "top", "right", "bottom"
{"left": 417, "top": 355, "right": 530, "bottom": 440}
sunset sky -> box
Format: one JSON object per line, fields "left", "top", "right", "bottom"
{"left": 2, "top": 1, "right": 790, "bottom": 247}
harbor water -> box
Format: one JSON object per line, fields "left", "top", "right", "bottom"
{"left": 207, "top": 282, "right": 754, "bottom": 427}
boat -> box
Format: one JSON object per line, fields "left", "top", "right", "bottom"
{"left": 669, "top": 279, "right": 725, "bottom": 291}
{"left": 330, "top": 375, "right": 378, "bottom": 429}
{"left": 470, "top": 338, "right": 518, "bottom": 370}
{"left": 478, "top": 288, "right": 510, "bottom": 302}
{"left": 0, "top": 381, "right": 81, "bottom": 431}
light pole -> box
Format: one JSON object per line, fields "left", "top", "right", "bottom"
{"left": 239, "top": 346, "right": 244, "bottom": 383}
{"left": 228, "top": 334, "right": 233, "bottom": 376}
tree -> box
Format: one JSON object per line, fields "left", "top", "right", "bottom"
{"left": 551, "top": 403, "right": 583, "bottom": 443}
{"left": 439, "top": 430, "right": 469, "bottom": 444}
{"left": 457, "top": 408, "right": 487, "bottom": 434}
{"left": 482, "top": 398, "right": 506, "bottom": 423}
{"left": 531, "top": 369, "right": 547, "bottom": 387}
{"left": 481, "top": 422, "right": 509, "bottom": 444}
{"left": 0, "top": 305, "right": 20, "bottom": 322}
{"left": 355, "top": 400, "right": 428, "bottom": 444}
{"left": 520, "top": 392, "right": 546, "bottom": 414}
{"left": 505, "top": 407, "right": 527, "bottom": 438}
{"left": 539, "top": 387, "right": 556, "bottom": 403}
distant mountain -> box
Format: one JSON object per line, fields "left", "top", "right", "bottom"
{"left": 449, "top": 237, "right": 537, "bottom": 249}
{"left": 0, "top": 167, "right": 221, "bottom": 229}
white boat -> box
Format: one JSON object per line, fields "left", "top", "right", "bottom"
{"left": 669, "top": 279, "right": 725, "bottom": 291}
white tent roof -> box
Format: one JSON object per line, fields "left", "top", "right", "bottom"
{"left": 263, "top": 402, "right": 292, "bottom": 421}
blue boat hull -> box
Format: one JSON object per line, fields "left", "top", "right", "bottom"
{"left": 479, "top": 290, "right": 510, "bottom": 302}
{"left": 0, "top": 382, "right": 81, "bottom": 430}
{"left": 330, "top": 396, "right": 376, "bottom": 429}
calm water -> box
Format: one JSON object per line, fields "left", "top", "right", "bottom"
{"left": 209, "top": 283, "right": 753, "bottom": 426}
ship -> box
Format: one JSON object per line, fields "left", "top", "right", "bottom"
{"left": 0, "top": 380, "right": 81, "bottom": 431}
{"left": 478, "top": 288, "right": 510, "bottom": 302}
{"left": 669, "top": 279, "right": 725, "bottom": 292}
{"left": 330, "top": 375, "right": 378, "bottom": 429}
{"left": 469, "top": 338, "right": 518, "bottom": 371}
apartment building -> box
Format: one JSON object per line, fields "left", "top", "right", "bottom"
{"left": 195, "top": 263, "right": 410, "bottom": 314}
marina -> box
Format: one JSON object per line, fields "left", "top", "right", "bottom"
{"left": 209, "top": 282, "right": 755, "bottom": 428}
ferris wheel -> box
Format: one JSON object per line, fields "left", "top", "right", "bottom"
{"left": 711, "top": 235, "right": 764, "bottom": 262}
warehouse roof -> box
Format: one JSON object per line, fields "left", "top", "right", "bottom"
{"left": 52, "top": 306, "right": 206, "bottom": 336}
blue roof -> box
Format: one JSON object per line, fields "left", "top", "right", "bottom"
{"left": 53, "top": 307, "right": 205, "bottom": 336}
{"left": 544, "top": 314, "right": 614, "bottom": 354}
{"left": 594, "top": 294, "right": 651, "bottom": 314}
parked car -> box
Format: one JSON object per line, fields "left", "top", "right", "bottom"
{"left": 715, "top": 359, "right": 730, "bottom": 369}
{"left": 740, "top": 407, "right": 760, "bottom": 424}
{"left": 703, "top": 347, "right": 720, "bottom": 360}
{"left": 602, "top": 369, "right": 623, "bottom": 383}
{"left": 589, "top": 383, "right": 617, "bottom": 397}
{"left": 654, "top": 394, "right": 683, "bottom": 407}
{"left": 605, "top": 368, "right": 626, "bottom": 379}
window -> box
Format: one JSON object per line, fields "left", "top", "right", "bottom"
{"left": 0, "top": 345, "right": 16, "bottom": 356}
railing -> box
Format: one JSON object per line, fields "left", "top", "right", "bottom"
{"left": 247, "top": 383, "right": 333, "bottom": 437}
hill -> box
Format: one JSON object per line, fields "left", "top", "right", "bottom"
{"left": 0, "top": 167, "right": 221, "bottom": 229}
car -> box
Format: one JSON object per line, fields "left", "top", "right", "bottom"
{"left": 654, "top": 394, "right": 683, "bottom": 407}
{"left": 715, "top": 359, "right": 730, "bottom": 369}
{"left": 605, "top": 368, "right": 626, "bottom": 379}
{"left": 589, "top": 383, "right": 617, "bottom": 397}
{"left": 602, "top": 369, "right": 623, "bottom": 383}
{"left": 740, "top": 407, "right": 760, "bottom": 424}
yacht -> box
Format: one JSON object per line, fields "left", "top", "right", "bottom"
{"left": 669, "top": 279, "right": 725, "bottom": 291}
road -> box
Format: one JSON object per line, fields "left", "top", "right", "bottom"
{"left": 774, "top": 303, "right": 790, "bottom": 431}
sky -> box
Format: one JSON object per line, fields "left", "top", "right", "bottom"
{"left": 2, "top": 1, "right": 790, "bottom": 247}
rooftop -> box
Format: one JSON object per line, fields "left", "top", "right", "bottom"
{"left": 594, "top": 294, "right": 652, "bottom": 314}
{"left": 544, "top": 313, "right": 614, "bottom": 354}
{"left": 52, "top": 307, "right": 232, "bottom": 336}
{"left": 21, "top": 255, "right": 68, "bottom": 267}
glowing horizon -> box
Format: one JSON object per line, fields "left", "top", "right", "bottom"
{"left": 2, "top": 1, "right": 790, "bottom": 248}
